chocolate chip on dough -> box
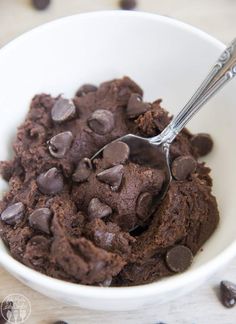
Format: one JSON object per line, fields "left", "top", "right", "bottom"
{"left": 166, "top": 245, "right": 193, "bottom": 273}
{"left": 48, "top": 131, "right": 73, "bottom": 159}
{"left": 88, "top": 198, "right": 112, "bottom": 219}
{"left": 29, "top": 208, "right": 52, "bottom": 234}
{"left": 171, "top": 155, "right": 197, "bottom": 180}
{"left": 51, "top": 98, "right": 76, "bottom": 123}
{"left": 103, "top": 141, "right": 130, "bottom": 166}
{"left": 97, "top": 165, "right": 124, "bottom": 191}
{"left": 37, "top": 168, "right": 64, "bottom": 195}
{"left": 1, "top": 202, "right": 25, "bottom": 225}
{"left": 88, "top": 109, "right": 114, "bottom": 135}
{"left": 126, "top": 93, "right": 150, "bottom": 118}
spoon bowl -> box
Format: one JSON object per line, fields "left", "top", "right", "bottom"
{"left": 0, "top": 11, "right": 236, "bottom": 311}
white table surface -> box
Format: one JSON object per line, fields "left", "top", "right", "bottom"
{"left": 0, "top": 1, "right": 236, "bottom": 323}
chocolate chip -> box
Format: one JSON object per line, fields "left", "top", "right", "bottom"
{"left": 171, "top": 155, "right": 197, "bottom": 181}
{"left": 119, "top": 0, "right": 137, "bottom": 10}
{"left": 126, "top": 93, "right": 150, "bottom": 119}
{"left": 166, "top": 245, "right": 193, "bottom": 273}
{"left": 88, "top": 109, "right": 114, "bottom": 135}
{"left": 37, "top": 168, "right": 64, "bottom": 195}
{"left": 32, "top": 0, "right": 50, "bottom": 10}
{"left": 136, "top": 192, "right": 153, "bottom": 220}
{"left": 220, "top": 280, "right": 236, "bottom": 308}
{"left": 88, "top": 198, "right": 112, "bottom": 219}
{"left": 51, "top": 98, "right": 76, "bottom": 123}
{"left": 53, "top": 321, "right": 68, "bottom": 324}
{"left": 48, "top": 131, "right": 73, "bottom": 159}
{"left": 1, "top": 202, "right": 25, "bottom": 225}
{"left": 191, "top": 133, "right": 213, "bottom": 157}
{"left": 97, "top": 165, "right": 124, "bottom": 191}
{"left": 103, "top": 141, "right": 130, "bottom": 167}
{"left": 73, "top": 158, "right": 93, "bottom": 183}
{"left": 30, "top": 235, "right": 49, "bottom": 245}
{"left": 76, "top": 84, "right": 97, "bottom": 97}
{"left": 29, "top": 208, "right": 52, "bottom": 234}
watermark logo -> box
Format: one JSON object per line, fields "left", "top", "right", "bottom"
{"left": 1, "top": 294, "right": 31, "bottom": 324}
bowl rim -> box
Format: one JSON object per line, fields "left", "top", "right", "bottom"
{"left": 0, "top": 10, "right": 235, "bottom": 300}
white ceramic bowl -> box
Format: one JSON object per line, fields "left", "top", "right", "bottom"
{"left": 0, "top": 11, "right": 236, "bottom": 311}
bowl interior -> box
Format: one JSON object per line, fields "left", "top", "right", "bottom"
{"left": 0, "top": 11, "right": 235, "bottom": 277}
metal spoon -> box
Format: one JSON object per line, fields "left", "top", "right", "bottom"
{"left": 91, "top": 38, "right": 236, "bottom": 201}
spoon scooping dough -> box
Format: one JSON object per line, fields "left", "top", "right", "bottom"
{"left": 91, "top": 38, "right": 236, "bottom": 202}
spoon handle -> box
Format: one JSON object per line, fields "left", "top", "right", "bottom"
{"left": 152, "top": 38, "right": 236, "bottom": 144}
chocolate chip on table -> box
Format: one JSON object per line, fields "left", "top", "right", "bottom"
{"left": 29, "top": 208, "right": 52, "bottom": 234}
{"left": 88, "top": 109, "right": 114, "bottom": 135}
{"left": 126, "top": 93, "right": 150, "bottom": 119}
{"left": 119, "top": 0, "right": 137, "bottom": 10}
{"left": 220, "top": 280, "right": 236, "bottom": 308}
{"left": 88, "top": 198, "right": 112, "bottom": 219}
{"left": 37, "top": 168, "right": 64, "bottom": 195}
{"left": 1, "top": 202, "right": 25, "bottom": 225}
{"left": 73, "top": 158, "right": 93, "bottom": 183}
{"left": 166, "top": 245, "right": 193, "bottom": 273}
{"left": 171, "top": 155, "right": 197, "bottom": 181}
{"left": 136, "top": 192, "right": 153, "bottom": 220}
{"left": 51, "top": 98, "right": 76, "bottom": 123}
{"left": 48, "top": 131, "right": 73, "bottom": 159}
{"left": 97, "top": 165, "right": 124, "bottom": 191}
{"left": 76, "top": 84, "right": 98, "bottom": 97}
{"left": 32, "top": 0, "right": 50, "bottom": 10}
{"left": 191, "top": 133, "right": 213, "bottom": 157}
{"left": 103, "top": 141, "right": 130, "bottom": 166}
